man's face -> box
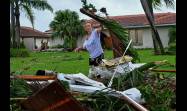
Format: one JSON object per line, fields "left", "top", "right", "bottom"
{"left": 84, "top": 23, "right": 92, "bottom": 33}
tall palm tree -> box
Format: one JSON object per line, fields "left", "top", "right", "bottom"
{"left": 10, "top": 0, "right": 16, "bottom": 48}
{"left": 140, "top": 0, "right": 175, "bottom": 54}
{"left": 10, "top": 0, "right": 53, "bottom": 48}
{"left": 50, "top": 10, "right": 85, "bottom": 49}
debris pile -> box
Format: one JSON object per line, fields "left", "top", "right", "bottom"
{"left": 10, "top": 53, "right": 176, "bottom": 111}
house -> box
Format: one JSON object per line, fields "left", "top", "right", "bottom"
{"left": 20, "top": 26, "right": 50, "bottom": 50}
{"left": 44, "top": 29, "right": 64, "bottom": 46}
{"left": 20, "top": 26, "right": 65, "bottom": 51}
{"left": 87, "top": 12, "right": 176, "bottom": 48}
{"left": 23, "top": 12, "right": 175, "bottom": 51}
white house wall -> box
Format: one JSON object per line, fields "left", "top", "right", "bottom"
{"left": 23, "top": 26, "right": 171, "bottom": 51}
{"left": 35, "top": 38, "right": 49, "bottom": 48}
{"left": 75, "top": 27, "right": 171, "bottom": 49}
{"left": 48, "top": 38, "right": 64, "bottom": 46}
{"left": 23, "top": 38, "right": 34, "bottom": 50}
{"left": 134, "top": 26, "right": 170, "bottom": 49}
{"left": 157, "top": 27, "right": 170, "bottom": 48}
{"left": 140, "top": 28, "right": 153, "bottom": 48}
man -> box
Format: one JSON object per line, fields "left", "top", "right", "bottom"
{"left": 74, "top": 22, "right": 104, "bottom": 66}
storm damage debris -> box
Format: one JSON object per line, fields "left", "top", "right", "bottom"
{"left": 21, "top": 80, "right": 89, "bottom": 111}
{"left": 10, "top": 59, "right": 171, "bottom": 111}
{"left": 88, "top": 55, "right": 145, "bottom": 79}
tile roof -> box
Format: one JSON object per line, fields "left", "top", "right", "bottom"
{"left": 87, "top": 12, "right": 176, "bottom": 28}
{"left": 20, "top": 26, "right": 50, "bottom": 38}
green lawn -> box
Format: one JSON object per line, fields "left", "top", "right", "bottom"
{"left": 10, "top": 50, "right": 176, "bottom": 75}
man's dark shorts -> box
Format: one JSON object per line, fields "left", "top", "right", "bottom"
{"left": 89, "top": 53, "right": 104, "bottom": 66}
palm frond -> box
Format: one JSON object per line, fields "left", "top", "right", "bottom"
{"left": 163, "top": 0, "right": 175, "bottom": 8}
{"left": 152, "top": 0, "right": 162, "bottom": 9}
{"left": 21, "top": 4, "right": 35, "bottom": 28}
{"left": 151, "top": 0, "right": 175, "bottom": 9}
{"left": 29, "top": 0, "right": 53, "bottom": 12}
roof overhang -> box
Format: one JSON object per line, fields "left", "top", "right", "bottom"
{"left": 124, "top": 23, "right": 176, "bottom": 29}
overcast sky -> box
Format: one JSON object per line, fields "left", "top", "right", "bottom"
{"left": 20, "top": 0, "right": 176, "bottom": 32}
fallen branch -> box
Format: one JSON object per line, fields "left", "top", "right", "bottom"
{"left": 80, "top": 8, "right": 139, "bottom": 60}
{"left": 150, "top": 69, "right": 176, "bottom": 73}
{"left": 134, "top": 60, "right": 168, "bottom": 72}
{"left": 117, "top": 93, "right": 148, "bottom": 111}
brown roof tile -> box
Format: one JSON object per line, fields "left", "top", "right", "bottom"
{"left": 20, "top": 26, "right": 50, "bottom": 38}
{"left": 87, "top": 12, "right": 176, "bottom": 27}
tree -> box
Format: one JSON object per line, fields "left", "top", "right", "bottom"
{"left": 10, "top": 0, "right": 16, "bottom": 48}
{"left": 50, "top": 10, "right": 85, "bottom": 49}
{"left": 10, "top": 0, "right": 53, "bottom": 48}
{"left": 140, "top": 0, "right": 175, "bottom": 54}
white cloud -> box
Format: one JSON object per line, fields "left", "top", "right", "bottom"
{"left": 20, "top": 0, "right": 176, "bottom": 31}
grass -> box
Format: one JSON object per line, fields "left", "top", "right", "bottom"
{"left": 138, "top": 50, "right": 175, "bottom": 64}
{"left": 10, "top": 49, "right": 176, "bottom": 75}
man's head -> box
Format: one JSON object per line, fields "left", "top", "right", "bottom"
{"left": 83, "top": 22, "right": 92, "bottom": 34}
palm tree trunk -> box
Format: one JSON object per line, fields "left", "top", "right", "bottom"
{"left": 148, "top": 0, "right": 160, "bottom": 54}
{"left": 140, "top": 0, "right": 165, "bottom": 54}
{"left": 15, "top": 1, "right": 21, "bottom": 48}
{"left": 11, "top": 2, "right": 16, "bottom": 48}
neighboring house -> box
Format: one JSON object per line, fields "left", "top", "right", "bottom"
{"left": 21, "top": 27, "right": 65, "bottom": 51}
{"left": 42, "top": 12, "right": 176, "bottom": 49}
{"left": 44, "top": 30, "right": 64, "bottom": 46}
{"left": 20, "top": 26, "right": 50, "bottom": 50}
{"left": 87, "top": 12, "right": 176, "bottom": 48}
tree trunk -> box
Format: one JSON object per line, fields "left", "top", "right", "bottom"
{"left": 10, "top": 2, "right": 16, "bottom": 48}
{"left": 148, "top": 1, "right": 160, "bottom": 54}
{"left": 152, "top": 30, "right": 160, "bottom": 54}
{"left": 15, "top": 2, "right": 21, "bottom": 48}
{"left": 140, "top": 0, "right": 165, "bottom": 54}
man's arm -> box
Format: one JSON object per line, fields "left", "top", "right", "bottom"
{"left": 96, "top": 26, "right": 102, "bottom": 33}
{"left": 74, "top": 46, "right": 85, "bottom": 52}
{"left": 94, "top": 24, "right": 103, "bottom": 33}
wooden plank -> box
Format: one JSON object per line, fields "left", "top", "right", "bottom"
{"left": 21, "top": 80, "right": 88, "bottom": 111}
{"left": 10, "top": 75, "right": 57, "bottom": 81}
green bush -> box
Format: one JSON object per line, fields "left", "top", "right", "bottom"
{"left": 167, "top": 26, "right": 176, "bottom": 54}
{"left": 50, "top": 44, "right": 64, "bottom": 49}
{"left": 168, "top": 26, "right": 176, "bottom": 44}
{"left": 20, "top": 41, "right": 26, "bottom": 48}
{"left": 10, "top": 48, "right": 30, "bottom": 57}
{"left": 168, "top": 43, "right": 176, "bottom": 52}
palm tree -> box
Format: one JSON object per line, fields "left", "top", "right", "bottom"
{"left": 10, "top": 1, "right": 16, "bottom": 48}
{"left": 10, "top": 0, "right": 53, "bottom": 48}
{"left": 140, "top": 0, "right": 175, "bottom": 54}
{"left": 50, "top": 10, "right": 85, "bottom": 49}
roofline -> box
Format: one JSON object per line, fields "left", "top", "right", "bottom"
{"left": 88, "top": 12, "right": 175, "bottom": 21}
{"left": 125, "top": 23, "right": 176, "bottom": 29}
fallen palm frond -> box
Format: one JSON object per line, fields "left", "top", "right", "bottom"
{"left": 80, "top": 7, "right": 139, "bottom": 62}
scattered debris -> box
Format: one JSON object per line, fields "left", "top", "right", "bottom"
{"left": 21, "top": 80, "right": 89, "bottom": 111}
{"left": 88, "top": 55, "right": 145, "bottom": 79}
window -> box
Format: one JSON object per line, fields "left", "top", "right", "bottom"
{"left": 129, "top": 29, "right": 143, "bottom": 46}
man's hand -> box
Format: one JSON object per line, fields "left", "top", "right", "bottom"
{"left": 95, "top": 24, "right": 102, "bottom": 33}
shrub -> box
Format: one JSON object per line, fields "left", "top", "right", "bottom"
{"left": 20, "top": 41, "right": 26, "bottom": 48}
{"left": 168, "top": 43, "right": 176, "bottom": 52}
{"left": 50, "top": 44, "right": 64, "bottom": 49}
{"left": 10, "top": 48, "right": 30, "bottom": 57}
{"left": 167, "top": 26, "right": 176, "bottom": 54}
{"left": 168, "top": 26, "right": 176, "bottom": 44}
